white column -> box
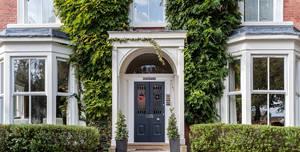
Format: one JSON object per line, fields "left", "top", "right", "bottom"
{"left": 221, "top": 74, "right": 229, "bottom": 123}
{"left": 68, "top": 65, "right": 79, "bottom": 125}
{"left": 3, "top": 54, "right": 12, "bottom": 124}
{"left": 47, "top": 53, "right": 55, "bottom": 124}
{"left": 286, "top": 51, "right": 295, "bottom": 126}
{"left": 177, "top": 47, "right": 185, "bottom": 144}
{"left": 111, "top": 47, "right": 118, "bottom": 146}
{"left": 241, "top": 51, "right": 251, "bottom": 124}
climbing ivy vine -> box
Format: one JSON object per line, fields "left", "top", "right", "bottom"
{"left": 54, "top": 0, "right": 132, "bottom": 150}
{"left": 166, "top": 0, "right": 241, "bottom": 124}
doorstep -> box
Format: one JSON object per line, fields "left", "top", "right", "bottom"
{"left": 110, "top": 143, "right": 187, "bottom": 152}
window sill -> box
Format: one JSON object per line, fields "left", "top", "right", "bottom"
{"left": 242, "top": 21, "right": 294, "bottom": 26}
{"left": 7, "top": 23, "right": 62, "bottom": 29}
{"left": 130, "top": 22, "right": 167, "bottom": 28}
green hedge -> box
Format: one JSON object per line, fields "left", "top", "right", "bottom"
{"left": 0, "top": 125, "right": 99, "bottom": 152}
{"left": 190, "top": 124, "right": 300, "bottom": 152}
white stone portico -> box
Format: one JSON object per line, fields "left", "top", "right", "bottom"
{"left": 108, "top": 31, "right": 186, "bottom": 148}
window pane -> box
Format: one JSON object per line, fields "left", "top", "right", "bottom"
{"left": 253, "top": 58, "right": 268, "bottom": 90}
{"left": 13, "top": 96, "right": 29, "bottom": 124}
{"left": 229, "top": 59, "right": 241, "bottom": 91}
{"left": 0, "top": 62, "right": 3, "bottom": 94}
{"left": 270, "top": 58, "right": 284, "bottom": 90}
{"left": 252, "top": 94, "right": 268, "bottom": 125}
{"left": 30, "top": 59, "right": 45, "bottom": 92}
{"left": 126, "top": 53, "right": 173, "bottom": 74}
{"left": 269, "top": 94, "right": 285, "bottom": 126}
{"left": 56, "top": 96, "right": 68, "bottom": 125}
{"left": 14, "top": 59, "right": 29, "bottom": 92}
{"left": 259, "top": 0, "right": 273, "bottom": 21}
{"left": 149, "top": 0, "right": 164, "bottom": 23}
{"left": 31, "top": 96, "right": 47, "bottom": 124}
{"left": 229, "top": 95, "right": 242, "bottom": 124}
{"left": 42, "top": 0, "right": 56, "bottom": 23}
{"left": 26, "top": 0, "right": 42, "bottom": 24}
{"left": 245, "top": 0, "right": 258, "bottom": 21}
{"left": 134, "top": 0, "right": 149, "bottom": 23}
{"left": 57, "top": 61, "right": 69, "bottom": 93}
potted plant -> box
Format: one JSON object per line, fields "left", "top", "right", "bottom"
{"left": 115, "top": 111, "right": 128, "bottom": 152}
{"left": 167, "top": 108, "right": 180, "bottom": 152}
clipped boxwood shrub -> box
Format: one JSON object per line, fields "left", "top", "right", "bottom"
{"left": 190, "top": 124, "right": 300, "bottom": 152}
{"left": 0, "top": 125, "right": 99, "bottom": 152}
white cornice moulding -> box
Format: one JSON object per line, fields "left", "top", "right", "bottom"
{"left": 7, "top": 23, "right": 62, "bottom": 29}
{"left": 228, "top": 35, "right": 300, "bottom": 44}
{"left": 0, "top": 37, "right": 71, "bottom": 45}
{"left": 241, "top": 21, "right": 294, "bottom": 26}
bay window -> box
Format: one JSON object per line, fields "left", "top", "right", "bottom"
{"left": 19, "top": 0, "right": 57, "bottom": 24}
{"left": 244, "top": 0, "right": 274, "bottom": 22}
{"left": 251, "top": 57, "right": 285, "bottom": 126}
{"left": 132, "top": 0, "right": 165, "bottom": 26}
{"left": 56, "top": 59, "right": 69, "bottom": 125}
{"left": 13, "top": 58, "right": 47, "bottom": 124}
{"left": 228, "top": 59, "right": 242, "bottom": 124}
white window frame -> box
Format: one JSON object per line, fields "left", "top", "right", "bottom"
{"left": 56, "top": 58, "right": 70, "bottom": 125}
{"left": 240, "top": 0, "right": 284, "bottom": 24}
{"left": 228, "top": 57, "right": 242, "bottom": 124}
{"left": 130, "top": 0, "right": 167, "bottom": 28}
{"left": 251, "top": 55, "right": 287, "bottom": 126}
{"left": 0, "top": 61, "right": 3, "bottom": 124}
{"left": 12, "top": 57, "right": 47, "bottom": 124}
{"left": 17, "top": 0, "right": 61, "bottom": 26}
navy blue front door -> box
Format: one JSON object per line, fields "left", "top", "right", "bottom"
{"left": 134, "top": 82, "right": 165, "bottom": 142}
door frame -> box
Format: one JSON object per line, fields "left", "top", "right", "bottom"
{"left": 120, "top": 74, "right": 175, "bottom": 143}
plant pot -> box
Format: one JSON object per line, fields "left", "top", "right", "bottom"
{"left": 169, "top": 139, "right": 180, "bottom": 152}
{"left": 116, "top": 139, "right": 128, "bottom": 152}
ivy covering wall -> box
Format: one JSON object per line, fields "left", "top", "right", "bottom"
{"left": 166, "top": 0, "right": 241, "bottom": 124}
{"left": 54, "top": 0, "right": 241, "bottom": 150}
{"left": 54, "top": 0, "right": 132, "bottom": 150}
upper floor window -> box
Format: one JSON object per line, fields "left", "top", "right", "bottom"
{"left": 244, "top": 0, "right": 273, "bottom": 22}
{"left": 132, "top": 0, "right": 165, "bottom": 26}
{"left": 19, "top": 0, "right": 57, "bottom": 24}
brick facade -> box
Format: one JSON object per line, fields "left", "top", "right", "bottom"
{"left": 284, "top": 0, "right": 300, "bottom": 29}
{"left": 0, "top": 0, "right": 17, "bottom": 30}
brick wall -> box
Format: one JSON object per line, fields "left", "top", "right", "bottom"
{"left": 0, "top": 0, "right": 17, "bottom": 30}
{"left": 284, "top": 0, "right": 300, "bottom": 29}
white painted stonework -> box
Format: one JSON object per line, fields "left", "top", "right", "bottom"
{"left": 108, "top": 31, "right": 186, "bottom": 146}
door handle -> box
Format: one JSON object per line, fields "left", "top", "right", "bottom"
{"left": 156, "top": 117, "right": 160, "bottom": 121}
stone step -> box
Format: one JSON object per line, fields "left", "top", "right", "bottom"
{"left": 128, "top": 143, "right": 169, "bottom": 152}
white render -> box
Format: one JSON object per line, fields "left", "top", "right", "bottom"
{"left": 109, "top": 31, "right": 186, "bottom": 146}
{"left": 0, "top": 36, "right": 79, "bottom": 125}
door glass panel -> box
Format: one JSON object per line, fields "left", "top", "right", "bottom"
{"left": 252, "top": 94, "right": 268, "bottom": 125}
{"left": 56, "top": 96, "right": 68, "bottom": 125}
{"left": 259, "top": 0, "right": 273, "bottom": 21}
{"left": 14, "top": 59, "right": 29, "bottom": 92}
{"left": 269, "top": 94, "right": 285, "bottom": 126}
{"left": 30, "top": 59, "right": 45, "bottom": 92}
{"left": 27, "top": 0, "right": 42, "bottom": 24}
{"left": 270, "top": 58, "right": 284, "bottom": 90}
{"left": 31, "top": 96, "right": 47, "bottom": 124}
{"left": 229, "top": 59, "right": 241, "bottom": 91}
{"left": 134, "top": 0, "right": 149, "bottom": 23}
{"left": 229, "top": 95, "right": 242, "bottom": 124}
{"left": 137, "top": 84, "right": 146, "bottom": 114}
{"left": 253, "top": 58, "right": 268, "bottom": 90}
{"left": 13, "top": 96, "right": 30, "bottom": 124}
{"left": 152, "top": 84, "right": 163, "bottom": 114}
{"left": 245, "top": 0, "right": 258, "bottom": 21}
{"left": 149, "top": 0, "right": 164, "bottom": 23}
{"left": 57, "top": 61, "right": 69, "bottom": 93}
